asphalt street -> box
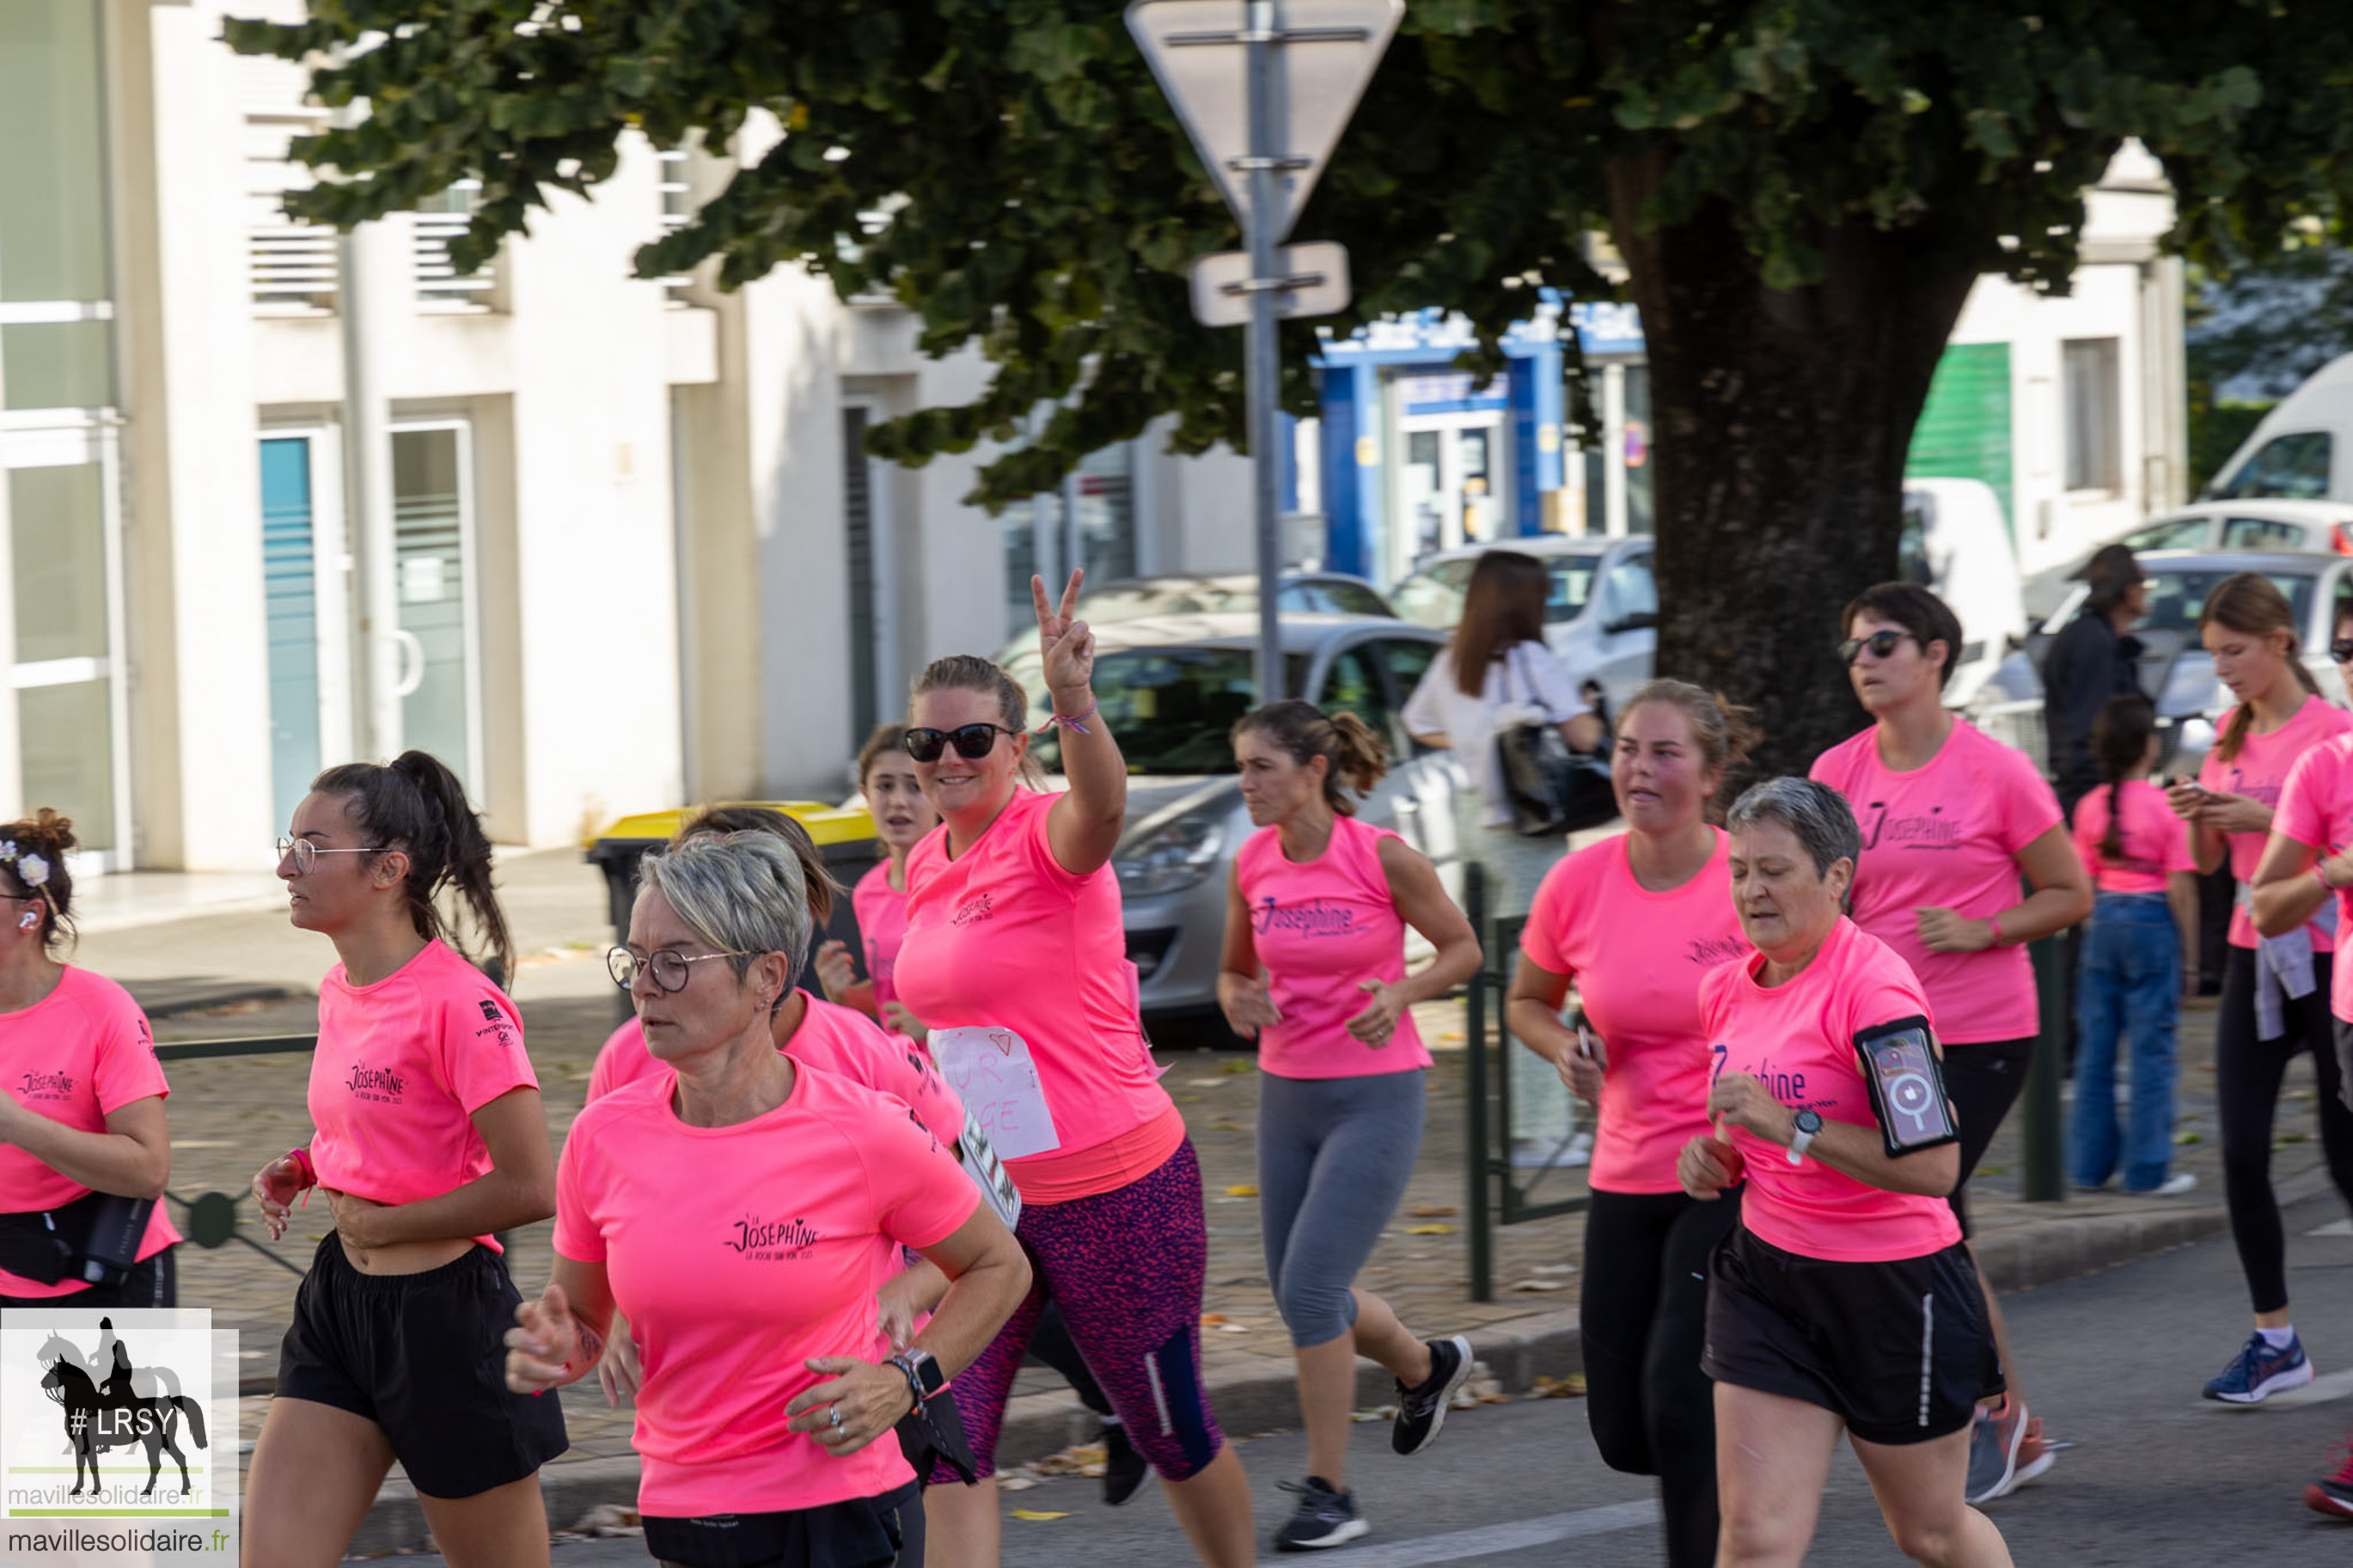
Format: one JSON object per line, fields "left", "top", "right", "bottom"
{"left": 379, "top": 1192, "right": 2353, "bottom": 1566}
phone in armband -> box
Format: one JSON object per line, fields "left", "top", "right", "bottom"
{"left": 1853, "top": 1015, "right": 1959, "bottom": 1159}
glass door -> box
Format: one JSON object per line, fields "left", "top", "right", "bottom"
{"left": 0, "top": 424, "right": 128, "bottom": 863}
{"left": 260, "top": 432, "right": 354, "bottom": 832}
{"left": 389, "top": 424, "right": 483, "bottom": 794}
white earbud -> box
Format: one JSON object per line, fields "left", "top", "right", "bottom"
{"left": 18, "top": 909, "right": 39, "bottom": 931}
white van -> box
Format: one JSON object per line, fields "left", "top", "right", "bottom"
{"left": 1900, "top": 478, "right": 2028, "bottom": 708}
{"left": 2207, "top": 352, "right": 2353, "bottom": 503}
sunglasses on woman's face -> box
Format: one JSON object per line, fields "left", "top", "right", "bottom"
{"left": 903, "top": 723, "right": 1021, "bottom": 764}
{"left": 2333, "top": 638, "right": 2353, "bottom": 665}
{"left": 1837, "top": 629, "right": 1921, "bottom": 665}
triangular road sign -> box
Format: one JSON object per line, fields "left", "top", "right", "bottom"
{"left": 1127, "top": 0, "right": 1404, "bottom": 246}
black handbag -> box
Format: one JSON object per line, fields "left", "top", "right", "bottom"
{"left": 1493, "top": 645, "right": 1616, "bottom": 839}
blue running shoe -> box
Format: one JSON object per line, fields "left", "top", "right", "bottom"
{"left": 2203, "top": 1332, "right": 2315, "bottom": 1404}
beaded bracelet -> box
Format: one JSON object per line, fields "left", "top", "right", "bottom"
{"left": 1040, "top": 698, "right": 1098, "bottom": 735}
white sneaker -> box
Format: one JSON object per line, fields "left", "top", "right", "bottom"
{"left": 2129, "top": 1173, "right": 2198, "bottom": 1196}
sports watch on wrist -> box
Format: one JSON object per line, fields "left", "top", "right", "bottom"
{"left": 887, "top": 1349, "right": 947, "bottom": 1409}
{"left": 1786, "top": 1108, "right": 1824, "bottom": 1166}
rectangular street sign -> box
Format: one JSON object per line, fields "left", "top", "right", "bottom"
{"left": 1188, "top": 242, "right": 1352, "bottom": 326}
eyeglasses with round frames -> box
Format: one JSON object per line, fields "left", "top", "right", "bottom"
{"left": 276, "top": 836, "right": 387, "bottom": 876}
{"left": 607, "top": 945, "right": 758, "bottom": 993}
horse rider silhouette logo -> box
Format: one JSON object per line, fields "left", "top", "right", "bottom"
{"left": 35, "top": 1316, "right": 209, "bottom": 1497}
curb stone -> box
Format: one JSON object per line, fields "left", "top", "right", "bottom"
{"left": 341, "top": 1174, "right": 2323, "bottom": 1556}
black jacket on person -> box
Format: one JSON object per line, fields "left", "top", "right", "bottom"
{"left": 2044, "top": 608, "right": 2146, "bottom": 815}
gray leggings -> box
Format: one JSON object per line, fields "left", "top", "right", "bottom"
{"left": 1259, "top": 1069, "right": 1427, "bottom": 1347}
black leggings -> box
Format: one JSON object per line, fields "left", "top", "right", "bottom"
{"left": 1942, "top": 1036, "right": 2036, "bottom": 1240}
{"left": 1581, "top": 1188, "right": 1740, "bottom": 1568}
{"left": 2216, "top": 947, "right": 2353, "bottom": 1314}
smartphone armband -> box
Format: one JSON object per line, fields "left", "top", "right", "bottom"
{"left": 1854, "top": 1015, "right": 1959, "bottom": 1158}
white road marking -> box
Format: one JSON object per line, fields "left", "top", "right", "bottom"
{"left": 1252, "top": 1499, "right": 1661, "bottom": 1567}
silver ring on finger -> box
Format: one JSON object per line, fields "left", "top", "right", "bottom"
{"left": 828, "top": 1403, "right": 844, "bottom": 1431}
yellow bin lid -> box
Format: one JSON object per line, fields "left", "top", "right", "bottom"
{"left": 585, "top": 800, "right": 877, "bottom": 849}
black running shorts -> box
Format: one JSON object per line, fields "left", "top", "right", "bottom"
{"left": 275, "top": 1234, "right": 567, "bottom": 1498}
{"left": 1701, "top": 1223, "right": 1995, "bottom": 1445}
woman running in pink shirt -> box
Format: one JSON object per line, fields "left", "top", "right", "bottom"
{"left": 244, "top": 753, "right": 565, "bottom": 1568}
{"left": 2169, "top": 572, "right": 2353, "bottom": 1407}
{"left": 506, "top": 833, "right": 1030, "bottom": 1568}
{"left": 895, "top": 572, "right": 1256, "bottom": 1568}
{"left": 1809, "top": 582, "right": 2092, "bottom": 1503}
{"left": 1506, "top": 681, "right": 1755, "bottom": 1567}
{"left": 1218, "top": 699, "right": 1482, "bottom": 1551}
{"left": 0, "top": 808, "right": 180, "bottom": 1309}
{"left": 817, "top": 724, "right": 939, "bottom": 1047}
{"left": 1685, "top": 778, "right": 2011, "bottom": 1568}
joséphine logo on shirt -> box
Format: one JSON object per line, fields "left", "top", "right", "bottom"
{"left": 1685, "top": 934, "right": 1747, "bottom": 967}
{"left": 1251, "top": 896, "right": 1355, "bottom": 937}
{"left": 1711, "top": 1045, "right": 1837, "bottom": 1115}
{"left": 1860, "top": 801, "right": 1962, "bottom": 851}
{"left": 344, "top": 1061, "right": 406, "bottom": 1103}
{"left": 16, "top": 1068, "right": 74, "bottom": 1101}
{"left": 724, "top": 1214, "right": 824, "bottom": 1261}
{"left": 951, "top": 893, "right": 994, "bottom": 927}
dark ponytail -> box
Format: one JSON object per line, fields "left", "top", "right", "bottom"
{"left": 673, "top": 804, "right": 840, "bottom": 928}
{"left": 2090, "top": 694, "right": 2157, "bottom": 865}
{"left": 1232, "top": 700, "right": 1390, "bottom": 815}
{"left": 312, "top": 751, "right": 512, "bottom": 985}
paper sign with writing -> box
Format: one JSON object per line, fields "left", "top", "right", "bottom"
{"left": 931, "top": 1027, "right": 1061, "bottom": 1161}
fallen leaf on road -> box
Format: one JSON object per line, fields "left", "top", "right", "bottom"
{"left": 997, "top": 1475, "right": 1039, "bottom": 1492}
{"left": 1409, "top": 1205, "right": 1458, "bottom": 1217}
{"left": 1220, "top": 1323, "right": 1250, "bottom": 1333}
{"left": 1511, "top": 1278, "right": 1566, "bottom": 1291}
{"left": 1408, "top": 1223, "right": 1455, "bottom": 1235}
{"left": 1531, "top": 1374, "right": 1586, "bottom": 1399}
{"left": 1201, "top": 1313, "right": 1230, "bottom": 1325}
{"left": 1011, "top": 1510, "right": 1071, "bottom": 1522}
{"left": 1221, "top": 1059, "right": 1253, "bottom": 1074}
{"left": 570, "top": 1504, "right": 642, "bottom": 1536}
{"left": 1225, "top": 1184, "right": 1260, "bottom": 1197}
{"left": 1532, "top": 1263, "right": 1575, "bottom": 1275}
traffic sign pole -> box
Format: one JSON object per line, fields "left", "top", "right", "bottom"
{"left": 1245, "top": 0, "right": 1284, "bottom": 703}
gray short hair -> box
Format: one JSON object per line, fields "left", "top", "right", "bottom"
{"left": 1725, "top": 777, "right": 1861, "bottom": 879}
{"left": 636, "top": 832, "right": 812, "bottom": 981}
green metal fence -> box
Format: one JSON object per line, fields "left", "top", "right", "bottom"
{"left": 155, "top": 1034, "right": 318, "bottom": 1276}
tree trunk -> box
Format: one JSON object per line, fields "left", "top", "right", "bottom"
{"left": 1608, "top": 159, "right": 1982, "bottom": 784}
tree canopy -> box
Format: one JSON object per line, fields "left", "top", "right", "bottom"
{"left": 228, "top": 1, "right": 2353, "bottom": 773}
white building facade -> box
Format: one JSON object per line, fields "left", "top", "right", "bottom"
{"left": 5, "top": 0, "right": 1256, "bottom": 869}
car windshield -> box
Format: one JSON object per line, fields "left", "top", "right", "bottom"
{"left": 1390, "top": 552, "right": 1600, "bottom": 629}
{"left": 1005, "top": 646, "right": 1311, "bottom": 775}
{"left": 2137, "top": 566, "right": 2318, "bottom": 637}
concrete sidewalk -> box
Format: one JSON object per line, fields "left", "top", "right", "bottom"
{"left": 68, "top": 851, "right": 2342, "bottom": 1555}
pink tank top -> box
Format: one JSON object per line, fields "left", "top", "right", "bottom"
{"left": 1234, "top": 815, "right": 1430, "bottom": 1078}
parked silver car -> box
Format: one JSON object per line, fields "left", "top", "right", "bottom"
{"left": 2026, "top": 548, "right": 2353, "bottom": 778}
{"left": 1072, "top": 571, "right": 1395, "bottom": 625}
{"left": 1000, "top": 612, "right": 1467, "bottom": 1039}
{"left": 1391, "top": 536, "right": 1658, "bottom": 720}
{"left": 2020, "top": 499, "right": 2353, "bottom": 627}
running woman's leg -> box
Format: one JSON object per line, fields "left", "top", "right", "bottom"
{"left": 1647, "top": 1193, "right": 1741, "bottom": 1568}
{"left": 2296, "top": 953, "right": 2353, "bottom": 1217}
{"left": 1713, "top": 1384, "right": 1841, "bottom": 1568}
{"left": 415, "top": 1474, "right": 551, "bottom": 1568}
{"left": 2215, "top": 946, "right": 2297, "bottom": 1320}
{"left": 241, "top": 1398, "right": 396, "bottom": 1568}
{"left": 1849, "top": 1427, "right": 2014, "bottom": 1567}
{"left": 921, "top": 1273, "right": 1048, "bottom": 1568}
{"left": 1942, "top": 1037, "right": 2034, "bottom": 1411}
{"left": 1262, "top": 1072, "right": 1427, "bottom": 1491}
{"left": 1579, "top": 1191, "right": 1675, "bottom": 1479}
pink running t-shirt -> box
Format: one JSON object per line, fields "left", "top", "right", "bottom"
{"left": 1699, "top": 918, "right": 1963, "bottom": 1263}
{"left": 1234, "top": 815, "right": 1431, "bottom": 1079}
{"left": 1810, "top": 718, "right": 2063, "bottom": 1044}
{"left": 1520, "top": 830, "right": 1748, "bottom": 1194}
{"left": 587, "top": 992, "right": 964, "bottom": 1144}
{"left": 895, "top": 789, "right": 1180, "bottom": 1204}
{"left": 2274, "top": 734, "right": 2353, "bottom": 1021}
{"left": 2199, "top": 696, "right": 2353, "bottom": 950}
{"left": 0, "top": 967, "right": 182, "bottom": 1297}
{"left": 308, "top": 941, "right": 538, "bottom": 1251}
{"left": 2070, "top": 780, "right": 2196, "bottom": 895}
{"left": 853, "top": 862, "right": 912, "bottom": 1015}
{"left": 556, "top": 1062, "right": 979, "bottom": 1516}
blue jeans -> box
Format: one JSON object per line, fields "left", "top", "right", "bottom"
{"left": 2068, "top": 892, "right": 2183, "bottom": 1191}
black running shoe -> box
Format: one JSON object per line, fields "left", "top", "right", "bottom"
{"left": 2307, "top": 1436, "right": 2353, "bottom": 1521}
{"left": 1101, "top": 1418, "right": 1150, "bottom": 1507}
{"left": 1391, "top": 1335, "right": 1474, "bottom": 1456}
{"left": 1274, "top": 1477, "right": 1367, "bottom": 1551}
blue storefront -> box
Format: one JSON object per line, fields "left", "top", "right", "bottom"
{"left": 1311, "top": 296, "right": 1650, "bottom": 586}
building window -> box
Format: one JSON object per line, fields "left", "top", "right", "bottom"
{"left": 1004, "top": 442, "right": 1138, "bottom": 631}
{"left": 391, "top": 426, "right": 483, "bottom": 791}
{"left": 2063, "top": 338, "right": 2122, "bottom": 494}
{"left": 241, "top": 48, "right": 337, "bottom": 313}
{"left": 414, "top": 182, "right": 497, "bottom": 308}
{"left": 656, "top": 148, "right": 694, "bottom": 304}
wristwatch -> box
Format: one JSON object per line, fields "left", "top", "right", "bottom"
{"left": 1786, "top": 1108, "right": 1824, "bottom": 1166}
{"left": 887, "top": 1349, "right": 947, "bottom": 1409}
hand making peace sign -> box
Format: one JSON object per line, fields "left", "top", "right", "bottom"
{"left": 1032, "top": 570, "right": 1095, "bottom": 700}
